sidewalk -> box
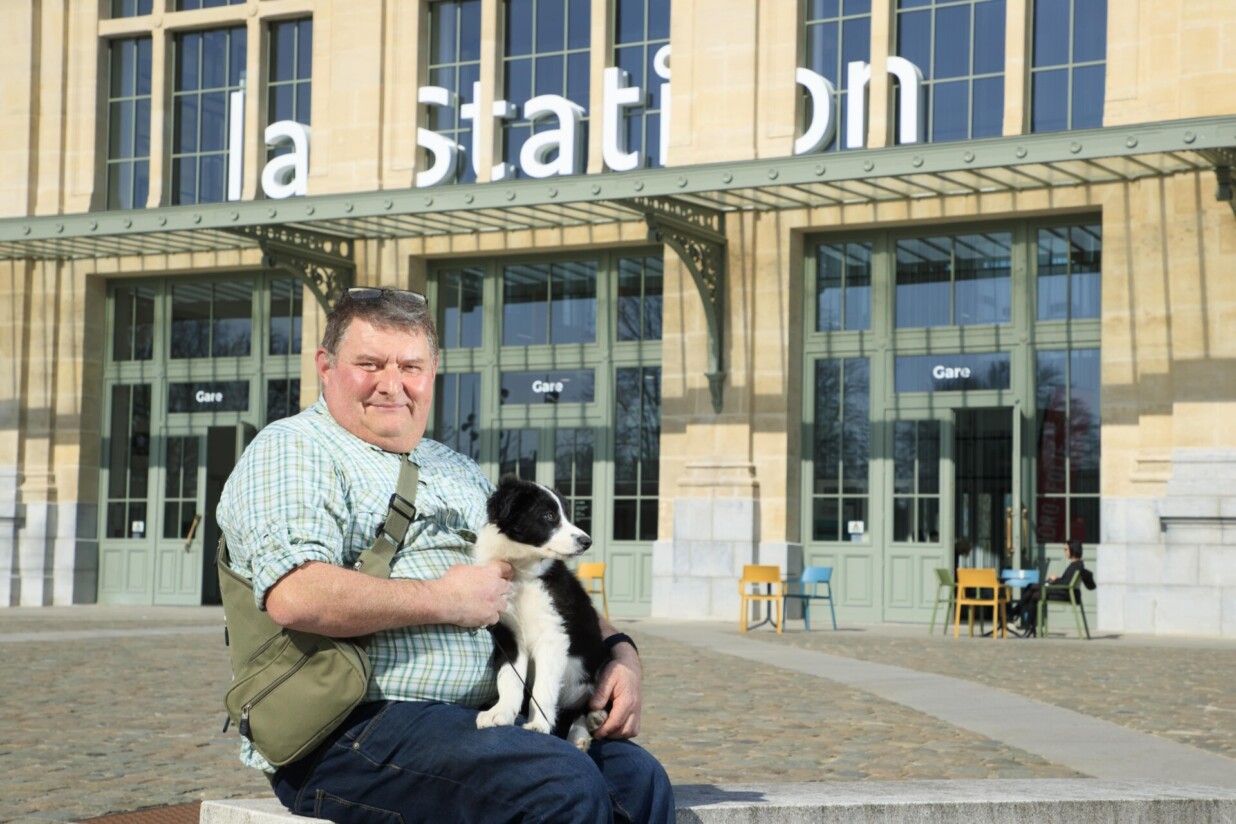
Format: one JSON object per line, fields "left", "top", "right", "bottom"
{"left": 1, "top": 606, "right": 1234, "bottom": 822}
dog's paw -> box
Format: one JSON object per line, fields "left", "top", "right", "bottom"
{"left": 522, "top": 717, "right": 553, "bottom": 735}
{"left": 569, "top": 730, "right": 593, "bottom": 751}
{"left": 476, "top": 707, "right": 516, "bottom": 729}
{"left": 585, "top": 709, "right": 609, "bottom": 733}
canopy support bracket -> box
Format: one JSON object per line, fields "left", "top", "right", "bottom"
{"left": 625, "top": 196, "right": 728, "bottom": 414}
{"left": 231, "top": 224, "right": 355, "bottom": 314}
{"left": 1200, "top": 150, "right": 1236, "bottom": 220}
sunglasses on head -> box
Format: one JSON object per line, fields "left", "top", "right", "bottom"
{"left": 346, "top": 287, "right": 428, "bottom": 306}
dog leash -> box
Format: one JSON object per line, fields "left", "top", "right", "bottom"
{"left": 485, "top": 626, "right": 550, "bottom": 725}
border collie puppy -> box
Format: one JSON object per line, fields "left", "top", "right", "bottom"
{"left": 473, "top": 475, "right": 610, "bottom": 751}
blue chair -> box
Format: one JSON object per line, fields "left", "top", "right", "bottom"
{"left": 782, "top": 566, "right": 837, "bottom": 631}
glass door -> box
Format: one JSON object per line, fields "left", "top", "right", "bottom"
{"left": 152, "top": 422, "right": 254, "bottom": 605}
{"left": 882, "top": 410, "right": 953, "bottom": 623}
{"left": 99, "top": 383, "right": 155, "bottom": 604}
{"left": 953, "top": 406, "right": 1026, "bottom": 573}
{"left": 496, "top": 426, "right": 597, "bottom": 536}
{"left": 153, "top": 430, "right": 206, "bottom": 605}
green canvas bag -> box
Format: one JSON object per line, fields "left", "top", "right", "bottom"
{"left": 219, "top": 459, "right": 419, "bottom": 767}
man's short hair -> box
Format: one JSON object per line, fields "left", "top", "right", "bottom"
{"left": 1066, "top": 538, "right": 1083, "bottom": 559}
{"left": 320, "top": 288, "right": 438, "bottom": 364}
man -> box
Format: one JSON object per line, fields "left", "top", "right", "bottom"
{"left": 217, "top": 287, "right": 673, "bottom": 823}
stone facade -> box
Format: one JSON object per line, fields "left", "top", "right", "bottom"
{"left": 0, "top": 1, "right": 1234, "bottom": 634}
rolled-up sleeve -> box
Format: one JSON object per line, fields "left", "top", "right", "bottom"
{"left": 217, "top": 425, "right": 344, "bottom": 610}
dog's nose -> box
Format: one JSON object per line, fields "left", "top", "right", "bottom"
{"left": 576, "top": 534, "right": 593, "bottom": 552}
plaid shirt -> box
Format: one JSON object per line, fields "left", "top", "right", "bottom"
{"left": 217, "top": 397, "right": 497, "bottom": 771}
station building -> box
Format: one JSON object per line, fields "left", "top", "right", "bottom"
{"left": 1, "top": 0, "right": 1234, "bottom": 636}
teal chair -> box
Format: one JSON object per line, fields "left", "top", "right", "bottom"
{"left": 782, "top": 566, "right": 837, "bottom": 631}
{"left": 928, "top": 568, "right": 956, "bottom": 635}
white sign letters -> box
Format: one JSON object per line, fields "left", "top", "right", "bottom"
{"left": 224, "top": 48, "right": 928, "bottom": 197}
{"left": 227, "top": 88, "right": 312, "bottom": 201}
{"left": 532, "top": 379, "right": 565, "bottom": 394}
{"left": 795, "top": 57, "right": 925, "bottom": 154}
{"left": 932, "top": 365, "right": 972, "bottom": 380}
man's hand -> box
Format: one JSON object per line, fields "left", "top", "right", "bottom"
{"left": 438, "top": 561, "right": 513, "bottom": 628}
{"left": 589, "top": 641, "right": 642, "bottom": 739}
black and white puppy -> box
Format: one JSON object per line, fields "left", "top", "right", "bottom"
{"left": 474, "top": 475, "right": 610, "bottom": 751}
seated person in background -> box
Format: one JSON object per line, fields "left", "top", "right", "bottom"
{"left": 1011, "top": 538, "right": 1096, "bottom": 636}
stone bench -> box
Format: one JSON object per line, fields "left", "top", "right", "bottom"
{"left": 201, "top": 779, "right": 1236, "bottom": 823}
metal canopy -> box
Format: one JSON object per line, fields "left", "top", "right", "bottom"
{"left": 4, "top": 116, "right": 1235, "bottom": 414}
{"left": 3, "top": 116, "right": 1234, "bottom": 263}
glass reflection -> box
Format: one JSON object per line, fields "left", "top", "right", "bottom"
{"left": 106, "top": 384, "right": 151, "bottom": 538}
{"left": 502, "top": 262, "right": 596, "bottom": 346}
{"left": 554, "top": 428, "right": 594, "bottom": 533}
{"left": 896, "top": 237, "right": 951, "bottom": 327}
{"left": 269, "top": 279, "right": 303, "bottom": 356}
{"left": 503, "top": 264, "right": 550, "bottom": 345}
{"left": 267, "top": 378, "right": 301, "bottom": 424}
{"left": 498, "top": 428, "right": 538, "bottom": 480}
{"left": 113, "top": 285, "right": 155, "bottom": 361}
{"left": 613, "top": 366, "right": 660, "bottom": 540}
{"left": 813, "top": 358, "right": 869, "bottom": 540}
{"left": 816, "top": 242, "right": 871, "bottom": 331}
{"left": 171, "top": 282, "right": 252, "bottom": 359}
{"left": 441, "top": 268, "right": 484, "bottom": 349}
{"left": 1035, "top": 347, "right": 1099, "bottom": 544}
{"left": 551, "top": 261, "right": 597, "bottom": 344}
{"left": 1038, "top": 224, "right": 1101, "bottom": 320}
{"left": 617, "top": 257, "right": 663, "bottom": 341}
{"left": 953, "top": 232, "right": 1011, "bottom": 325}
{"left": 892, "top": 420, "right": 940, "bottom": 543}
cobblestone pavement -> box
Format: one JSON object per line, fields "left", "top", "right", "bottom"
{"left": 1, "top": 606, "right": 1233, "bottom": 823}
{"left": 747, "top": 621, "right": 1236, "bottom": 760}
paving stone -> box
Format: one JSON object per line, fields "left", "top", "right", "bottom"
{"left": 1, "top": 606, "right": 1233, "bottom": 821}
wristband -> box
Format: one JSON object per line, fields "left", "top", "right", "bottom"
{"left": 603, "top": 632, "right": 638, "bottom": 656}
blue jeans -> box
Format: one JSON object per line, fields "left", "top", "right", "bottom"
{"left": 271, "top": 701, "right": 675, "bottom": 823}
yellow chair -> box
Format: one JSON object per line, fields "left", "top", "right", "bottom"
{"left": 953, "top": 568, "right": 1011, "bottom": 639}
{"left": 739, "top": 564, "right": 784, "bottom": 634}
{"left": 576, "top": 561, "right": 609, "bottom": 619}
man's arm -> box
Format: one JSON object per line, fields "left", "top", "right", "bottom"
{"left": 265, "top": 559, "right": 512, "bottom": 637}
{"left": 589, "top": 618, "right": 644, "bottom": 739}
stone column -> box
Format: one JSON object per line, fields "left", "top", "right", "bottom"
{"left": 651, "top": 458, "right": 803, "bottom": 621}
{"left": 1100, "top": 450, "right": 1236, "bottom": 637}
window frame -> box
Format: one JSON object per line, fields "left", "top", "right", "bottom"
{"left": 500, "top": 0, "right": 592, "bottom": 179}
{"left": 1029, "top": 0, "right": 1107, "bottom": 133}
{"left": 169, "top": 25, "right": 249, "bottom": 205}
{"left": 427, "top": 0, "right": 483, "bottom": 183}
{"left": 105, "top": 36, "right": 153, "bottom": 210}
{"left": 892, "top": 0, "right": 1007, "bottom": 144}
{"left": 611, "top": 0, "right": 672, "bottom": 168}
{"left": 802, "top": 0, "right": 873, "bottom": 152}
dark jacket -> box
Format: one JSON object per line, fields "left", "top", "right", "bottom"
{"left": 1046, "top": 560, "right": 1096, "bottom": 600}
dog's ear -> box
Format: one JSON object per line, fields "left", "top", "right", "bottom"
{"left": 488, "top": 475, "right": 523, "bottom": 523}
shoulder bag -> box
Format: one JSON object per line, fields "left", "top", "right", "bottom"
{"left": 219, "top": 459, "right": 419, "bottom": 767}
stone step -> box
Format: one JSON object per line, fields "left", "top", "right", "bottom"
{"left": 200, "top": 779, "right": 1236, "bottom": 823}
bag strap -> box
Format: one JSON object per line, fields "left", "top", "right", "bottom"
{"left": 351, "top": 458, "right": 420, "bottom": 579}
{"left": 217, "top": 457, "right": 420, "bottom": 582}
